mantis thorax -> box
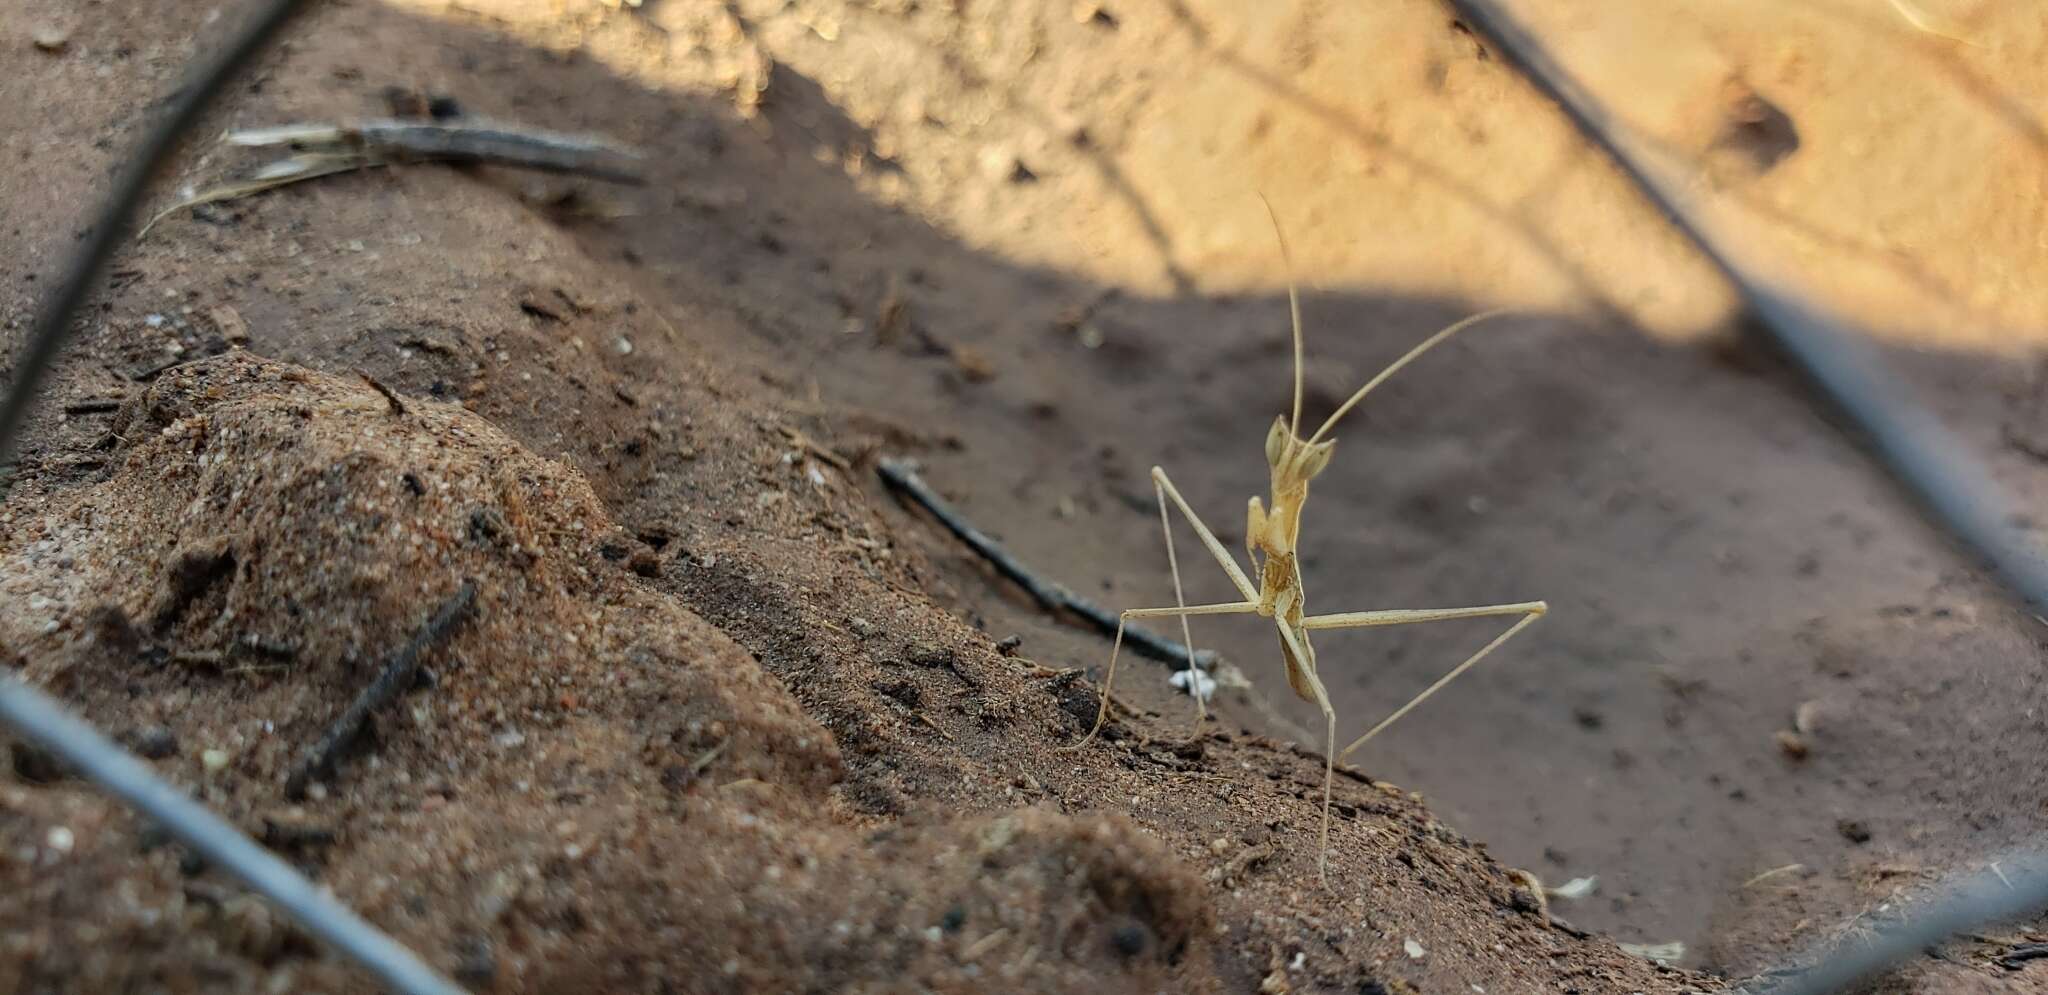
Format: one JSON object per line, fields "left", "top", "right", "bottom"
{"left": 1247, "top": 415, "right": 1335, "bottom": 614}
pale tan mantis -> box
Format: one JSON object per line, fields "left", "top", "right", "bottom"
{"left": 1067, "top": 205, "right": 1549, "bottom": 881}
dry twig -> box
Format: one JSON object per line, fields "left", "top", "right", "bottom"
{"left": 284, "top": 581, "right": 477, "bottom": 800}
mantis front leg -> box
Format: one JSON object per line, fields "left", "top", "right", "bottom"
{"left": 1065, "top": 467, "right": 1264, "bottom": 750}
{"left": 1063, "top": 600, "right": 1258, "bottom": 751}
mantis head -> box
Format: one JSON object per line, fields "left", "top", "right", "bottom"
{"left": 1265, "top": 415, "right": 1336, "bottom": 492}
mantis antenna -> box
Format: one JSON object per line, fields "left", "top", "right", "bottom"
{"left": 1306, "top": 308, "right": 1512, "bottom": 445}
{"left": 1257, "top": 193, "right": 1307, "bottom": 437}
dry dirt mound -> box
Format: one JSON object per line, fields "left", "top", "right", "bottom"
{"left": 0, "top": 354, "right": 1223, "bottom": 993}
{"left": 0, "top": 355, "right": 1696, "bottom": 993}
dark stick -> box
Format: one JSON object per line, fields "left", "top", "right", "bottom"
{"left": 877, "top": 458, "right": 1218, "bottom": 672}
{"left": 357, "top": 371, "right": 408, "bottom": 416}
{"left": 285, "top": 581, "right": 477, "bottom": 800}
{"left": 351, "top": 120, "right": 646, "bottom": 185}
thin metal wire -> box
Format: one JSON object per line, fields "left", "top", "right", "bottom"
{"left": 0, "top": 674, "right": 468, "bottom": 995}
{"left": 0, "top": 0, "right": 467, "bottom": 991}
{"left": 1440, "top": 0, "right": 2048, "bottom": 614}
{"left": 0, "top": 0, "right": 312, "bottom": 473}
{"left": 1440, "top": 1, "right": 2048, "bottom": 990}
{"left": 1738, "top": 853, "right": 2048, "bottom": 995}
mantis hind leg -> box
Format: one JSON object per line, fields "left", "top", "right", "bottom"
{"left": 1316, "top": 604, "right": 1547, "bottom": 760}
{"left": 1274, "top": 622, "right": 1339, "bottom": 886}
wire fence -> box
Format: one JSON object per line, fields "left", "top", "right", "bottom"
{"left": 0, "top": 0, "right": 2043, "bottom": 992}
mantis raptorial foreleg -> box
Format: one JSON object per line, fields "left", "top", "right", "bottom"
{"left": 1067, "top": 467, "right": 1261, "bottom": 750}
{"left": 1064, "top": 599, "right": 1256, "bottom": 751}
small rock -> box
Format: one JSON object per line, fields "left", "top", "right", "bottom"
{"left": 201, "top": 748, "right": 230, "bottom": 773}
{"left": 1108, "top": 920, "right": 1149, "bottom": 958}
{"left": 222, "top": 894, "right": 288, "bottom": 959}
{"left": 1775, "top": 729, "right": 1809, "bottom": 761}
{"left": 1168, "top": 667, "right": 1216, "bottom": 702}
{"left": 1507, "top": 881, "right": 1545, "bottom": 914}
{"left": 1071, "top": 2, "right": 1118, "bottom": 27}
{"left": 951, "top": 346, "right": 998, "bottom": 382}
{"left": 11, "top": 741, "right": 69, "bottom": 783}
{"left": 1404, "top": 938, "right": 1427, "bottom": 960}
{"left": 128, "top": 726, "right": 180, "bottom": 760}
{"left": 1836, "top": 819, "right": 1872, "bottom": 844}
{"left": 453, "top": 935, "right": 497, "bottom": 987}
{"left": 978, "top": 145, "right": 1037, "bottom": 184}
{"left": 46, "top": 826, "right": 75, "bottom": 853}
{"left": 208, "top": 305, "right": 250, "bottom": 345}
{"left": 31, "top": 25, "right": 69, "bottom": 53}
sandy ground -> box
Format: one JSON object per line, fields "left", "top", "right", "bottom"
{"left": 4, "top": 0, "right": 2048, "bottom": 991}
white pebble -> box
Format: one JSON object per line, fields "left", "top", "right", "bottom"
{"left": 1404, "top": 939, "right": 1426, "bottom": 960}
{"left": 46, "top": 826, "right": 75, "bottom": 853}
{"left": 1168, "top": 667, "right": 1216, "bottom": 702}
{"left": 202, "top": 748, "right": 229, "bottom": 772}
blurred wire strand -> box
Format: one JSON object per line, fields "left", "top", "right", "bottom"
{"left": 0, "top": 0, "right": 467, "bottom": 992}
{"left": 1, "top": 1, "right": 303, "bottom": 472}
{"left": 1438, "top": 0, "right": 2048, "bottom": 615}
{"left": 0, "top": 674, "right": 467, "bottom": 995}
{"left": 1441, "top": 0, "right": 2048, "bottom": 990}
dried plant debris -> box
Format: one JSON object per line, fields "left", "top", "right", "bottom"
{"left": 1619, "top": 940, "right": 1687, "bottom": 966}
{"left": 142, "top": 118, "right": 644, "bottom": 237}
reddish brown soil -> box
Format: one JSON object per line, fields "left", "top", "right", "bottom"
{"left": 3, "top": 0, "right": 2048, "bottom": 993}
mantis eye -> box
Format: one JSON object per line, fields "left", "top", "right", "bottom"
{"left": 1299, "top": 439, "right": 1336, "bottom": 479}
{"left": 1265, "top": 416, "right": 1290, "bottom": 467}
